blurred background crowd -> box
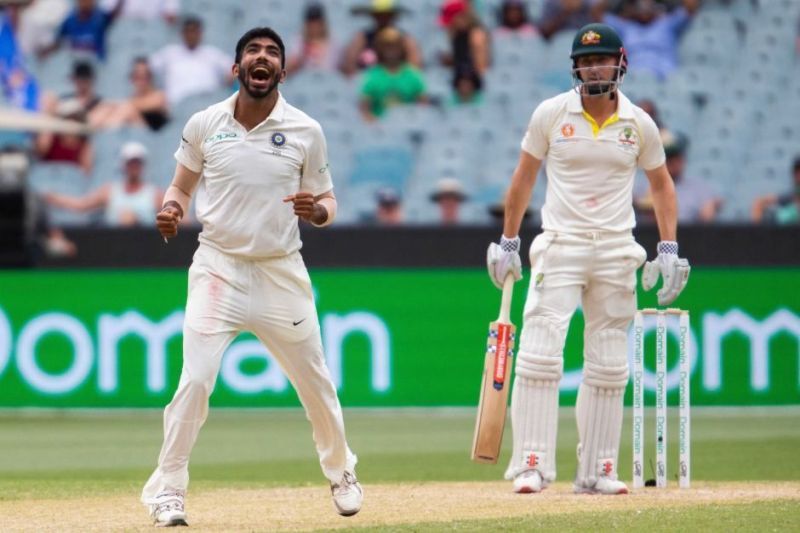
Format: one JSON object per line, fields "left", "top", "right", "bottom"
{"left": 0, "top": 0, "right": 798, "bottom": 258}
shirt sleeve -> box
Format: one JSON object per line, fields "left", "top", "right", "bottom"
{"left": 300, "top": 121, "right": 334, "bottom": 195}
{"left": 174, "top": 111, "right": 205, "bottom": 173}
{"left": 520, "top": 101, "right": 551, "bottom": 160}
{"left": 602, "top": 13, "right": 625, "bottom": 34}
{"left": 666, "top": 7, "right": 691, "bottom": 34}
{"left": 636, "top": 112, "right": 666, "bottom": 171}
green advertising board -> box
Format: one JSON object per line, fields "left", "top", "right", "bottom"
{"left": 0, "top": 269, "right": 797, "bottom": 407}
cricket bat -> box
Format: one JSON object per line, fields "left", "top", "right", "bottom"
{"left": 471, "top": 274, "right": 516, "bottom": 464}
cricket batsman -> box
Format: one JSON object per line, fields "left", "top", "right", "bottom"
{"left": 141, "top": 27, "right": 362, "bottom": 526}
{"left": 486, "top": 23, "right": 690, "bottom": 494}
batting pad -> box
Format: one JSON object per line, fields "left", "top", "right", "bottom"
{"left": 505, "top": 377, "right": 559, "bottom": 482}
{"left": 583, "top": 329, "right": 629, "bottom": 388}
{"left": 516, "top": 316, "right": 565, "bottom": 381}
{"left": 575, "top": 383, "right": 625, "bottom": 488}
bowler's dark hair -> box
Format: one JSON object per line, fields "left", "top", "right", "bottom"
{"left": 235, "top": 27, "right": 285, "bottom": 68}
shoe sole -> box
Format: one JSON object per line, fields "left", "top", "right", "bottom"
{"left": 334, "top": 502, "right": 361, "bottom": 517}
{"left": 514, "top": 487, "right": 541, "bottom": 494}
{"left": 574, "top": 487, "right": 629, "bottom": 495}
{"left": 155, "top": 517, "right": 188, "bottom": 527}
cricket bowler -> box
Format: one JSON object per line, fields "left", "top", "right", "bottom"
{"left": 142, "top": 27, "right": 362, "bottom": 526}
{"left": 486, "top": 23, "right": 690, "bottom": 494}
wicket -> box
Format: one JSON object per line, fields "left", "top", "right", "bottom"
{"left": 632, "top": 308, "right": 691, "bottom": 489}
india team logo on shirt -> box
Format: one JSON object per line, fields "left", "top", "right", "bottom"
{"left": 271, "top": 132, "right": 287, "bottom": 148}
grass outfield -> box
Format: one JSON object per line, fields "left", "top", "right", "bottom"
{"left": 0, "top": 408, "right": 798, "bottom": 531}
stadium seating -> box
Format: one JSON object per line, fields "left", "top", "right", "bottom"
{"left": 18, "top": 0, "right": 799, "bottom": 225}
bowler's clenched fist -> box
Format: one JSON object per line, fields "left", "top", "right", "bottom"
{"left": 156, "top": 202, "right": 183, "bottom": 239}
{"left": 284, "top": 191, "right": 327, "bottom": 225}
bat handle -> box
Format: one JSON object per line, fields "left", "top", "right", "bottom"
{"left": 498, "top": 274, "right": 514, "bottom": 323}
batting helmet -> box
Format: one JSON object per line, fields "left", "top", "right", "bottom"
{"left": 570, "top": 23, "right": 628, "bottom": 95}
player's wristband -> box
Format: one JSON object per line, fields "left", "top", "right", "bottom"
{"left": 500, "top": 235, "right": 520, "bottom": 253}
{"left": 657, "top": 241, "right": 678, "bottom": 255}
{"left": 161, "top": 200, "right": 184, "bottom": 220}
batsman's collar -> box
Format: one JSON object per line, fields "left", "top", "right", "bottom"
{"left": 567, "top": 89, "right": 634, "bottom": 119}
{"left": 222, "top": 91, "right": 287, "bottom": 122}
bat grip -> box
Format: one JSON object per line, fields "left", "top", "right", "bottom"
{"left": 498, "top": 274, "right": 514, "bottom": 323}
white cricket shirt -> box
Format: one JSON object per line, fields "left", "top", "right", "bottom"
{"left": 521, "top": 89, "right": 665, "bottom": 232}
{"left": 175, "top": 92, "right": 333, "bottom": 259}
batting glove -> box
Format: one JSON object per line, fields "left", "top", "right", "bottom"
{"left": 641, "top": 241, "right": 691, "bottom": 306}
{"left": 487, "top": 235, "right": 522, "bottom": 290}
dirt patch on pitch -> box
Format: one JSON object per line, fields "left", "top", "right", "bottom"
{"left": 2, "top": 481, "right": 798, "bottom": 532}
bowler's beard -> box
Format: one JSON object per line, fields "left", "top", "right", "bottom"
{"left": 238, "top": 65, "right": 281, "bottom": 99}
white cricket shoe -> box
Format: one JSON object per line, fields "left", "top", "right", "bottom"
{"left": 148, "top": 489, "right": 188, "bottom": 527}
{"left": 513, "top": 469, "right": 545, "bottom": 494}
{"left": 574, "top": 476, "right": 629, "bottom": 495}
{"left": 331, "top": 471, "right": 362, "bottom": 517}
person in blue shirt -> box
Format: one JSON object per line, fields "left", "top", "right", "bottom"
{"left": 0, "top": 4, "right": 39, "bottom": 111}
{"left": 39, "top": 0, "right": 124, "bottom": 61}
{"left": 603, "top": 0, "right": 698, "bottom": 80}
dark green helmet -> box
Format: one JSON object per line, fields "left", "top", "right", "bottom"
{"left": 570, "top": 23, "right": 626, "bottom": 61}
{"left": 570, "top": 23, "right": 628, "bottom": 94}
{"left": 569, "top": 22, "right": 624, "bottom": 59}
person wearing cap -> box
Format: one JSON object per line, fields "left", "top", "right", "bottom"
{"left": 341, "top": 0, "right": 421, "bottom": 76}
{"left": 438, "top": 0, "right": 490, "bottom": 77}
{"left": 35, "top": 60, "right": 101, "bottom": 174}
{"left": 486, "top": 23, "right": 689, "bottom": 496}
{"left": 149, "top": 15, "right": 233, "bottom": 105}
{"left": 635, "top": 132, "right": 721, "bottom": 223}
{"left": 371, "top": 187, "right": 404, "bottom": 225}
{"left": 430, "top": 177, "right": 467, "bottom": 224}
{"left": 38, "top": 0, "right": 124, "bottom": 60}
{"left": 41, "top": 141, "right": 163, "bottom": 226}
{"left": 286, "top": 3, "right": 339, "bottom": 75}
{"left": 359, "top": 27, "right": 427, "bottom": 121}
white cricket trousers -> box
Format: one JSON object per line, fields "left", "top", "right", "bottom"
{"left": 141, "top": 244, "right": 356, "bottom": 502}
{"left": 506, "top": 230, "right": 647, "bottom": 482}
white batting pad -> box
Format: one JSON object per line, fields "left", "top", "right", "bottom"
{"left": 505, "top": 377, "right": 560, "bottom": 482}
{"left": 574, "top": 383, "right": 624, "bottom": 488}
{"left": 516, "top": 316, "right": 565, "bottom": 380}
{"left": 583, "top": 329, "right": 629, "bottom": 388}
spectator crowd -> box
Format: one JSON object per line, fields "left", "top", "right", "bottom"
{"left": 0, "top": 0, "right": 797, "bottom": 246}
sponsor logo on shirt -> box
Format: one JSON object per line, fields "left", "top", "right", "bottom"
{"left": 204, "top": 132, "right": 239, "bottom": 144}
{"left": 554, "top": 122, "right": 579, "bottom": 144}
{"left": 318, "top": 163, "right": 330, "bottom": 174}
